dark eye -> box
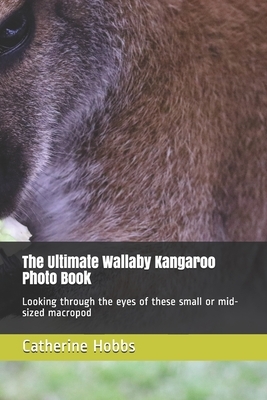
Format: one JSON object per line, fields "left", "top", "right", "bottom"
{"left": 0, "top": 4, "right": 32, "bottom": 57}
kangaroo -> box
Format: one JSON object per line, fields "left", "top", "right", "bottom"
{"left": 0, "top": 0, "right": 267, "bottom": 241}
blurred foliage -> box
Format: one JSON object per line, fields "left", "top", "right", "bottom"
{"left": 0, "top": 362, "right": 267, "bottom": 400}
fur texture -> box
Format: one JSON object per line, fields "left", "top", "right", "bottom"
{"left": 0, "top": 0, "right": 267, "bottom": 241}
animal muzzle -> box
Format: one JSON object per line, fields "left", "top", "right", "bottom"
{"left": 0, "top": 139, "right": 26, "bottom": 217}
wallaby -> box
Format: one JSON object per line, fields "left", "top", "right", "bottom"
{"left": 0, "top": 0, "right": 267, "bottom": 241}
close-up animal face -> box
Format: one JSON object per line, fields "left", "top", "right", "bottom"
{"left": 0, "top": 0, "right": 123, "bottom": 219}
{"left": 0, "top": 0, "right": 267, "bottom": 241}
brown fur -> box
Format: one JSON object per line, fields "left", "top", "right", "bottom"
{"left": 0, "top": 0, "right": 266, "bottom": 240}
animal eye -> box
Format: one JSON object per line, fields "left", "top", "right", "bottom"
{"left": 0, "top": 4, "right": 32, "bottom": 57}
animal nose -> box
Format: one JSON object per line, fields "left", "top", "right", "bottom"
{"left": 0, "top": 142, "right": 24, "bottom": 217}
{"left": 0, "top": 153, "right": 9, "bottom": 182}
